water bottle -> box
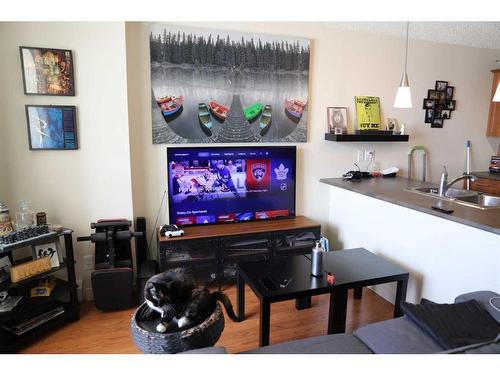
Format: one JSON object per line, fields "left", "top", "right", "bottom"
{"left": 311, "top": 240, "right": 324, "bottom": 277}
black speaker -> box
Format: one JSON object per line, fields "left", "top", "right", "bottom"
{"left": 91, "top": 268, "right": 134, "bottom": 311}
{"left": 135, "top": 217, "right": 148, "bottom": 264}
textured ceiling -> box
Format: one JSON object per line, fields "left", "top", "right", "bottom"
{"left": 325, "top": 22, "right": 500, "bottom": 50}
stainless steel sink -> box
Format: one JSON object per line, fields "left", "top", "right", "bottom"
{"left": 406, "top": 186, "right": 500, "bottom": 210}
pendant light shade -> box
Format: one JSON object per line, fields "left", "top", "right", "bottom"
{"left": 493, "top": 82, "right": 500, "bottom": 102}
{"left": 394, "top": 22, "right": 412, "bottom": 108}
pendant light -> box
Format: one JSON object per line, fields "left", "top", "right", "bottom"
{"left": 394, "top": 22, "right": 413, "bottom": 108}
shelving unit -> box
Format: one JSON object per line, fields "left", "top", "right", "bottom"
{"left": 0, "top": 229, "right": 79, "bottom": 353}
{"left": 325, "top": 133, "right": 409, "bottom": 142}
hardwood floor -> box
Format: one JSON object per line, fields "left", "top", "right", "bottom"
{"left": 20, "top": 285, "right": 395, "bottom": 354}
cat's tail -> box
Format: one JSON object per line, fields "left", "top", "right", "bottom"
{"left": 212, "top": 291, "right": 241, "bottom": 322}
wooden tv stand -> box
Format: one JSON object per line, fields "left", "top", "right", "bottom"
{"left": 157, "top": 216, "right": 321, "bottom": 286}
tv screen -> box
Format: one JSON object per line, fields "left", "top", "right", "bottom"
{"left": 167, "top": 146, "right": 296, "bottom": 226}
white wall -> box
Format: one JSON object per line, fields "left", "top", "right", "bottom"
{"left": 125, "top": 22, "right": 500, "bottom": 254}
{"left": 0, "top": 22, "right": 134, "bottom": 298}
{"left": 327, "top": 186, "right": 500, "bottom": 303}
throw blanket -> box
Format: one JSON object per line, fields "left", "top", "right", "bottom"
{"left": 400, "top": 299, "right": 500, "bottom": 350}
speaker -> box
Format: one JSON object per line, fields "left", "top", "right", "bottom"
{"left": 135, "top": 217, "right": 148, "bottom": 264}
{"left": 91, "top": 268, "right": 134, "bottom": 311}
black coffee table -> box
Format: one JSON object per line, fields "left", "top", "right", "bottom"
{"left": 236, "top": 248, "right": 409, "bottom": 347}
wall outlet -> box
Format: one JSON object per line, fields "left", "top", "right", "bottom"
{"left": 83, "top": 254, "right": 94, "bottom": 270}
{"left": 365, "top": 149, "right": 375, "bottom": 161}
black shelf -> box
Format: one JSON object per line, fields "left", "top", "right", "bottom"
{"left": 325, "top": 133, "right": 409, "bottom": 142}
{"left": 0, "top": 230, "right": 67, "bottom": 255}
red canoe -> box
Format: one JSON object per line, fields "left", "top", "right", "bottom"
{"left": 290, "top": 99, "right": 307, "bottom": 108}
{"left": 160, "top": 96, "right": 184, "bottom": 116}
{"left": 208, "top": 101, "right": 229, "bottom": 121}
{"left": 156, "top": 96, "right": 172, "bottom": 105}
{"left": 284, "top": 99, "right": 303, "bottom": 119}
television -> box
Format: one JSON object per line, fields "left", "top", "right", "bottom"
{"left": 167, "top": 146, "right": 296, "bottom": 226}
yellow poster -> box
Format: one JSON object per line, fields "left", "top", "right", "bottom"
{"left": 355, "top": 96, "right": 381, "bottom": 130}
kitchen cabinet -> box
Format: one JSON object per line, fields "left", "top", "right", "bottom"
{"left": 470, "top": 176, "right": 500, "bottom": 196}
{"left": 486, "top": 69, "right": 500, "bottom": 137}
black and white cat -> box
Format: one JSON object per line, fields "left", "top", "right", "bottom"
{"left": 142, "top": 268, "right": 239, "bottom": 333}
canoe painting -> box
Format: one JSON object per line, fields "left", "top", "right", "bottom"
{"left": 198, "top": 103, "right": 213, "bottom": 135}
{"left": 243, "top": 102, "right": 263, "bottom": 121}
{"left": 284, "top": 99, "right": 303, "bottom": 119}
{"left": 156, "top": 96, "right": 172, "bottom": 105}
{"left": 160, "top": 96, "right": 184, "bottom": 117}
{"left": 259, "top": 104, "right": 272, "bottom": 136}
{"left": 208, "top": 101, "right": 230, "bottom": 122}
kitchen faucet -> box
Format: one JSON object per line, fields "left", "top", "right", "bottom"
{"left": 438, "top": 166, "right": 477, "bottom": 197}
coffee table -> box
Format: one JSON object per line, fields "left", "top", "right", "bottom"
{"left": 236, "top": 248, "right": 409, "bottom": 347}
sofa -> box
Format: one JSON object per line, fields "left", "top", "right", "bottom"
{"left": 185, "top": 290, "right": 500, "bottom": 354}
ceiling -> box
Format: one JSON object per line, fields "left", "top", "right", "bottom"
{"left": 325, "top": 22, "right": 500, "bottom": 51}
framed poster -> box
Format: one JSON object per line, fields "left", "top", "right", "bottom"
{"left": 355, "top": 96, "right": 381, "bottom": 131}
{"left": 149, "top": 24, "right": 310, "bottom": 144}
{"left": 25, "top": 105, "right": 78, "bottom": 150}
{"left": 34, "top": 242, "right": 60, "bottom": 268}
{"left": 327, "top": 107, "right": 348, "bottom": 134}
{"left": 20, "top": 46, "right": 75, "bottom": 96}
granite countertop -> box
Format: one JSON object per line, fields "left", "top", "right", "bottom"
{"left": 471, "top": 171, "right": 500, "bottom": 181}
{"left": 320, "top": 176, "right": 500, "bottom": 235}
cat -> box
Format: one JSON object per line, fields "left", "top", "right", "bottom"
{"left": 142, "top": 268, "right": 240, "bottom": 333}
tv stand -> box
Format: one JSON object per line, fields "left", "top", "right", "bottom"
{"left": 157, "top": 216, "right": 321, "bottom": 286}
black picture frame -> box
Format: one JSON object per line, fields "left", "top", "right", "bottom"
{"left": 431, "top": 118, "right": 444, "bottom": 128}
{"left": 441, "top": 109, "right": 451, "bottom": 120}
{"left": 19, "top": 46, "right": 75, "bottom": 96}
{"left": 446, "top": 86, "right": 454, "bottom": 100}
{"left": 423, "top": 99, "right": 437, "bottom": 110}
{"left": 435, "top": 81, "right": 448, "bottom": 91}
{"left": 425, "top": 109, "right": 435, "bottom": 123}
{"left": 25, "top": 105, "right": 78, "bottom": 150}
{"left": 428, "top": 90, "right": 440, "bottom": 100}
{"left": 438, "top": 91, "right": 447, "bottom": 104}
{"left": 446, "top": 100, "right": 456, "bottom": 110}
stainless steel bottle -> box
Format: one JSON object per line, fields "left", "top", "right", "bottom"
{"left": 311, "top": 240, "right": 324, "bottom": 277}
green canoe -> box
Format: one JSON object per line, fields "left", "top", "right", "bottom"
{"left": 259, "top": 105, "right": 272, "bottom": 136}
{"left": 243, "top": 102, "right": 263, "bottom": 121}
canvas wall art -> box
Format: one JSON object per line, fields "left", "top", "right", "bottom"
{"left": 25, "top": 105, "right": 78, "bottom": 150}
{"left": 149, "top": 24, "right": 310, "bottom": 144}
{"left": 20, "top": 47, "right": 75, "bottom": 96}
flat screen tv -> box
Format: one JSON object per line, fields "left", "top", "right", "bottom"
{"left": 167, "top": 146, "right": 296, "bottom": 226}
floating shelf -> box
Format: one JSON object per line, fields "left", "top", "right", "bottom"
{"left": 325, "top": 133, "right": 409, "bottom": 142}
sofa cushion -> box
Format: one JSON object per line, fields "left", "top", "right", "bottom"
{"left": 454, "top": 290, "right": 500, "bottom": 324}
{"left": 354, "top": 316, "right": 443, "bottom": 354}
{"left": 244, "top": 333, "right": 373, "bottom": 354}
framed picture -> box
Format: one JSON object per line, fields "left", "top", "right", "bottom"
{"left": 423, "top": 99, "right": 436, "bottom": 110}
{"left": 441, "top": 109, "right": 451, "bottom": 120}
{"left": 327, "top": 107, "right": 348, "bottom": 134}
{"left": 425, "top": 109, "right": 435, "bottom": 123}
{"left": 438, "top": 91, "right": 447, "bottom": 104}
{"left": 435, "top": 81, "right": 448, "bottom": 91}
{"left": 34, "top": 242, "right": 60, "bottom": 268}
{"left": 446, "top": 100, "right": 456, "bottom": 110}
{"left": 386, "top": 118, "right": 399, "bottom": 132}
{"left": 25, "top": 105, "right": 78, "bottom": 150}
{"left": 20, "top": 47, "right": 75, "bottom": 96}
{"left": 432, "top": 118, "right": 443, "bottom": 128}
{"left": 446, "top": 86, "right": 454, "bottom": 100}
{"left": 428, "top": 90, "right": 440, "bottom": 100}
{"left": 355, "top": 96, "right": 381, "bottom": 131}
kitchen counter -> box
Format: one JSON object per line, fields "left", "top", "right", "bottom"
{"left": 319, "top": 176, "right": 500, "bottom": 235}
{"left": 471, "top": 171, "right": 500, "bottom": 181}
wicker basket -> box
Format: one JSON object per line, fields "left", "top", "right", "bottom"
{"left": 130, "top": 302, "right": 225, "bottom": 354}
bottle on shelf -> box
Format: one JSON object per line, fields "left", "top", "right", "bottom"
{"left": 311, "top": 240, "right": 325, "bottom": 277}
{"left": 15, "top": 200, "right": 35, "bottom": 230}
{"left": 0, "top": 201, "right": 14, "bottom": 236}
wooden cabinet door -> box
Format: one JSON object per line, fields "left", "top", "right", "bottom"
{"left": 470, "top": 178, "right": 500, "bottom": 196}
{"left": 486, "top": 70, "right": 500, "bottom": 137}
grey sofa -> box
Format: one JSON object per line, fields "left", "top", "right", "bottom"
{"left": 186, "top": 290, "right": 500, "bottom": 354}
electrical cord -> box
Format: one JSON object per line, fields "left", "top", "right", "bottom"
{"left": 489, "top": 297, "right": 500, "bottom": 313}
{"left": 146, "top": 190, "right": 167, "bottom": 259}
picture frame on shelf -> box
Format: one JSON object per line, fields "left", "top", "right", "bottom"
{"left": 386, "top": 118, "right": 399, "bottom": 132}
{"left": 435, "top": 81, "right": 448, "bottom": 91}
{"left": 33, "top": 241, "right": 60, "bottom": 268}
{"left": 19, "top": 46, "right": 75, "bottom": 96}
{"left": 25, "top": 105, "right": 78, "bottom": 150}
{"left": 327, "top": 106, "right": 348, "bottom": 134}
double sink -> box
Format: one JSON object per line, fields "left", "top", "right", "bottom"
{"left": 407, "top": 186, "right": 500, "bottom": 210}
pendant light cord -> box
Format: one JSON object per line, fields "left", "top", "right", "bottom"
{"left": 404, "top": 21, "right": 410, "bottom": 74}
